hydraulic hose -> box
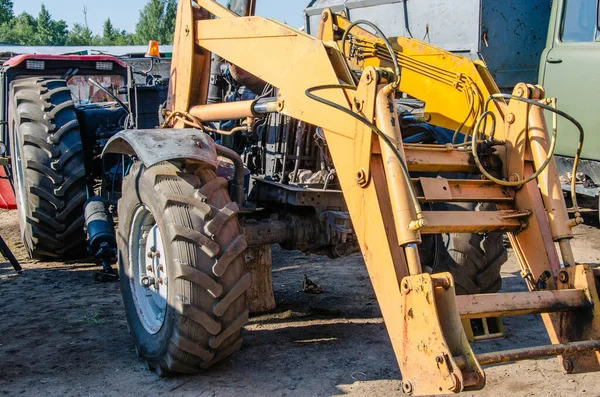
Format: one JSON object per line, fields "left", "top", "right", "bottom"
{"left": 341, "top": 20, "right": 401, "bottom": 88}
{"left": 473, "top": 94, "right": 583, "bottom": 187}
{"left": 472, "top": 94, "right": 584, "bottom": 216}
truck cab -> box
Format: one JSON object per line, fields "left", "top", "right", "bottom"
{"left": 539, "top": 0, "right": 600, "bottom": 198}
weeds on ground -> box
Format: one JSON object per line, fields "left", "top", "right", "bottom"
{"left": 79, "top": 312, "right": 105, "bottom": 324}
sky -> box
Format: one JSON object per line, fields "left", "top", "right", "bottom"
{"left": 13, "top": 0, "right": 309, "bottom": 35}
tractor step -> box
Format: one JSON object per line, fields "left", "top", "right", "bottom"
{"left": 420, "top": 210, "right": 527, "bottom": 234}
{"left": 405, "top": 146, "right": 476, "bottom": 173}
{"left": 413, "top": 177, "right": 514, "bottom": 203}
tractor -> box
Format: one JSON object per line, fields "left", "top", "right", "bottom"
{"left": 2, "top": 1, "right": 600, "bottom": 395}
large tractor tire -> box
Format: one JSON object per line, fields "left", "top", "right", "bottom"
{"left": 425, "top": 203, "right": 508, "bottom": 295}
{"left": 439, "top": 231, "right": 507, "bottom": 295}
{"left": 118, "top": 161, "right": 250, "bottom": 374}
{"left": 8, "top": 77, "right": 87, "bottom": 259}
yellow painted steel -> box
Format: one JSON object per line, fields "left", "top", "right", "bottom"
{"left": 163, "top": 1, "right": 600, "bottom": 395}
{"left": 318, "top": 10, "right": 507, "bottom": 136}
{"left": 174, "top": 3, "right": 418, "bottom": 384}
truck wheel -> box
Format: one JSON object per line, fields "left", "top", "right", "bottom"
{"left": 9, "top": 77, "right": 87, "bottom": 259}
{"left": 118, "top": 161, "right": 249, "bottom": 374}
{"left": 427, "top": 203, "right": 508, "bottom": 295}
{"left": 440, "top": 231, "right": 507, "bottom": 295}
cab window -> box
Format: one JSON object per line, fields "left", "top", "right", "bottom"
{"left": 560, "top": 0, "right": 598, "bottom": 42}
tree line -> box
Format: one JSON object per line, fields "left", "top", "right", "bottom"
{"left": 0, "top": 0, "right": 177, "bottom": 46}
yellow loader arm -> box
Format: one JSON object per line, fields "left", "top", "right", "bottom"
{"left": 318, "top": 8, "right": 504, "bottom": 135}
{"left": 166, "top": 1, "right": 598, "bottom": 395}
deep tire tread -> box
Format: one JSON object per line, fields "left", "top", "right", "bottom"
{"left": 120, "top": 162, "right": 249, "bottom": 374}
{"left": 9, "top": 77, "right": 87, "bottom": 259}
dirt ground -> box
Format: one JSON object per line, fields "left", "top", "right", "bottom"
{"left": 1, "top": 209, "right": 600, "bottom": 396}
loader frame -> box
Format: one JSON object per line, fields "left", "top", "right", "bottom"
{"left": 110, "top": 1, "right": 600, "bottom": 394}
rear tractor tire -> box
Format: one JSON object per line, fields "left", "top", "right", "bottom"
{"left": 424, "top": 203, "right": 508, "bottom": 295}
{"left": 118, "top": 161, "right": 250, "bottom": 373}
{"left": 9, "top": 77, "right": 87, "bottom": 259}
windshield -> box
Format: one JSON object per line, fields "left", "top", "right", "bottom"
{"left": 12, "top": 74, "right": 126, "bottom": 106}
{"left": 68, "top": 75, "right": 126, "bottom": 106}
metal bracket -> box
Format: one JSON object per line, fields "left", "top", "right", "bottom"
{"left": 353, "top": 67, "right": 378, "bottom": 188}
{"left": 399, "top": 272, "right": 485, "bottom": 395}
{"left": 552, "top": 264, "right": 600, "bottom": 374}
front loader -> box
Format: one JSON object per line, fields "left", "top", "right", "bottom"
{"left": 104, "top": 1, "right": 600, "bottom": 394}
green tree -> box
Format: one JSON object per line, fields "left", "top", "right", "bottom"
{"left": 134, "top": 0, "right": 177, "bottom": 45}
{"left": 102, "top": 18, "right": 115, "bottom": 45}
{"left": 112, "top": 30, "right": 136, "bottom": 46}
{"left": 0, "top": 12, "right": 36, "bottom": 45}
{"left": 34, "top": 5, "right": 67, "bottom": 45}
{"left": 101, "top": 19, "right": 135, "bottom": 45}
{"left": 161, "top": 0, "right": 176, "bottom": 43}
{"left": 66, "top": 23, "right": 100, "bottom": 46}
{"left": 0, "top": 0, "right": 13, "bottom": 25}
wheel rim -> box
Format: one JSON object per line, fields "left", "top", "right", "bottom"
{"left": 129, "top": 205, "right": 168, "bottom": 335}
{"left": 12, "top": 123, "right": 28, "bottom": 229}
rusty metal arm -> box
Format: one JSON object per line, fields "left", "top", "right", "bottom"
{"left": 455, "top": 340, "right": 600, "bottom": 368}
{"left": 456, "top": 289, "right": 591, "bottom": 319}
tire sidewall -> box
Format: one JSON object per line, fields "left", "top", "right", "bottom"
{"left": 8, "top": 93, "right": 34, "bottom": 255}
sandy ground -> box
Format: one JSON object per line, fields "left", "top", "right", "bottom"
{"left": 1, "top": 208, "right": 600, "bottom": 396}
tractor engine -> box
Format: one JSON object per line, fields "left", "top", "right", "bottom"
{"left": 210, "top": 60, "right": 356, "bottom": 258}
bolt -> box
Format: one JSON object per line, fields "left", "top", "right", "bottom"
{"left": 146, "top": 265, "right": 152, "bottom": 271}
{"left": 558, "top": 270, "right": 569, "bottom": 284}
{"left": 356, "top": 169, "right": 369, "bottom": 188}
{"left": 141, "top": 276, "right": 156, "bottom": 288}
{"left": 409, "top": 219, "right": 428, "bottom": 231}
{"left": 354, "top": 99, "right": 363, "bottom": 112}
{"left": 365, "top": 72, "right": 373, "bottom": 84}
{"left": 402, "top": 380, "right": 413, "bottom": 395}
{"left": 562, "top": 358, "right": 573, "bottom": 374}
{"left": 435, "top": 355, "right": 444, "bottom": 364}
{"left": 402, "top": 279, "right": 412, "bottom": 294}
{"left": 516, "top": 87, "right": 525, "bottom": 96}
{"left": 157, "top": 264, "right": 164, "bottom": 272}
{"left": 508, "top": 173, "right": 520, "bottom": 182}
{"left": 147, "top": 247, "right": 160, "bottom": 259}
{"left": 506, "top": 113, "right": 515, "bottom": 124}
{"left": 321, "top": 12, "right": 328, "bottom": 21}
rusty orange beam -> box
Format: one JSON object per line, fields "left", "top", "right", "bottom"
{"left": 456, "top": 289, "right": 590, "bottom": 319}
{"left": 412, "top": 178, "right": 514, "bottom": 203}
{"left": 455, "top": 340, "right": 600, "bottom": 368}
{"left": 405, "top": 146, "right": 476, "bottom": 173}
{"left": 420, "top": 211, "right": 524, "bottom": 234}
